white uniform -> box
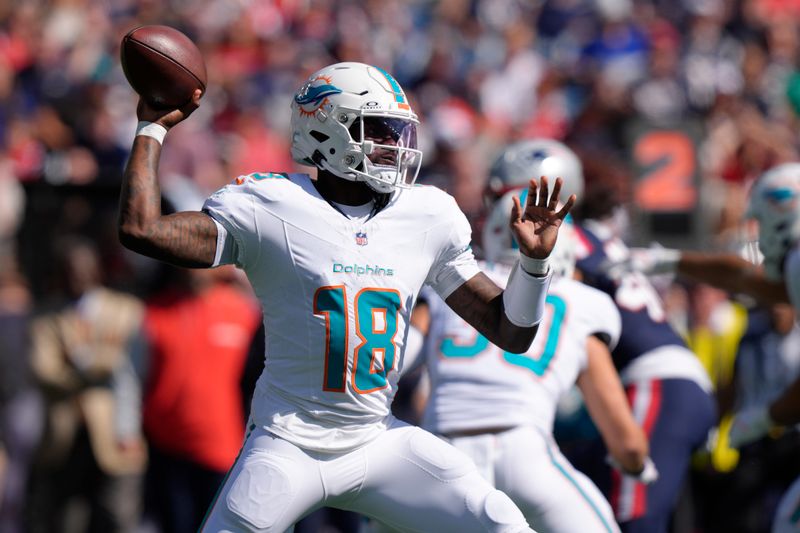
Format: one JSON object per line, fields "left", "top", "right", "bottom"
{"left": 199, "top": 173, "right": 533, "bottom": 532}
{"left": 423, "top": 263, "right": 622, "bottom": 533}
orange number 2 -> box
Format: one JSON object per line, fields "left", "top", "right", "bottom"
{"left": 634, "top": 130, "right": 697, "bottom": 212}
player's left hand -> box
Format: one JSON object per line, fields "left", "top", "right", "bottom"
{"left": 729, "top": 405, "right": 773, "bottom": 448}
{"left": 510, "top": 176, "right": 576, "bottom": 260}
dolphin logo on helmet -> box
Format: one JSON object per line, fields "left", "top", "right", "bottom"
{"left": 295, "top": 84, "right": 342, "bottom": 107}
{"left": 763, "top": 186, "right": 800, "bottom": 210}
{"left": 294, "top": 75, "right": 343, "bottom": 117}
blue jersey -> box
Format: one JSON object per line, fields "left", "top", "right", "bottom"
{"left": 574, "top": 223, "right": 686, "bottom": 372}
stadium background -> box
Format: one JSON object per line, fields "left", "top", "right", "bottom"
{"left": 1, "top": 0, "right": 800, "bottom": 531}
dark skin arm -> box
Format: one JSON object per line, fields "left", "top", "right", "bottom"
{"left": 118, "top": 90, "right": 218, "bottom": 267}
{"left": 446, "top": 177, "right": 575, "bottom": 354}
{"left": 446, "top": 272, "right": 529, "bottom": 351}
{"left": 677, "top": 251, "right": 789, "bottom": 306}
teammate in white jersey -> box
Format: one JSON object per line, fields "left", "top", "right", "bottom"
{"left": 408, "top": 188, "right": 654, "bottom": 533}
{"left": 489, "top": 140, "right": 713, "bottom": 532}
{"left": 118, "top": 62, "right": 575, "bottom": 532}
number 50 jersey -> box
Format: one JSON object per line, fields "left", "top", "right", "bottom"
{"left": 422, "top": 263, "right": 621, "bottom": 436}
{"left": 203, "top": 173, "right": 480, "bottom": 453}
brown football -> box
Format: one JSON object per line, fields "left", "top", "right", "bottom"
{"left": 120, "top": 25, "right": 207, "bottom": 109}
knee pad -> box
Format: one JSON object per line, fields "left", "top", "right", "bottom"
{"left": 225, "top": 457, "right": 294, "bottom": 531}
{"left": 465, "top": 485, "right": 531, "bottom": 533}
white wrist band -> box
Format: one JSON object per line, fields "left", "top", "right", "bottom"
{"left": 519, "top": 253, "right": 550, "bottom": 276}
{"left": 135, "top": 121, "right": 168, "bottom": 145}
{"left": 503, "top": 262, "right": 552, "bottom": 327}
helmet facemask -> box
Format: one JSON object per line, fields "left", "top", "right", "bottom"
{"left": 746, "top": 163, "right": 800, "bottom": 281}
{"left": 755, "top": 215, "right": 799, "bottom": 280}
{"left": 348, "top": 115, "right": 422, "bottom": 194}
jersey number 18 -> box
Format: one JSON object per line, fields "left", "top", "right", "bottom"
{"left": 314, "top": 286, "right": 402, "bottom": 394}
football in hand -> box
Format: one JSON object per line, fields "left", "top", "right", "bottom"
{"left": 121, "top": 25, "right": 207, "bottom": 109}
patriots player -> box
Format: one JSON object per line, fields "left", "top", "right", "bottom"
{"left": 118, "top": 62, "right": 574, "bottom": 532}
{"left": 601, "top": 163, "right": 800, "bottom": 446}
{"left": 408, "top": 186, "right": 655, "bottom": 533}
{"left": 604, "top": 163, "right": 800, "bottom": 532}
{"left": 489, "top": 140, "right": 715, "bottom": 533}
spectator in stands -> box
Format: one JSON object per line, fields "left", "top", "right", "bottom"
{"left": 0, "top": 249, "right": 41, "bottom": 533}
{"left": 27, "top": 236, "right": 146, "bottom": 533}
{"left": 141, "top": 266, "right": 259, "bottom": 533}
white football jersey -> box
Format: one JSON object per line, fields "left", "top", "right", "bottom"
{"left": 422, "top": 262, "right": 621, "bottom": 435}
{"left": 203, "top": 173, "right": 480, "bottom": 452}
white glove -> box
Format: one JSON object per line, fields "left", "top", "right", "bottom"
{"left": 728, "top": 406, "right": 773, "bottom": 448}
{"left": 602, "top": 245, "right": 681, "bottom": 280}
{"left": 606, "top": 455, "right": 659, "bottom": 485}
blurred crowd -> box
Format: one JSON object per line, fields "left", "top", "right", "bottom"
{"left": 2, "top": 0, "right": 800, "bottom": 531}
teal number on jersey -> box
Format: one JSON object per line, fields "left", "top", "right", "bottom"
{"left": 314, "top": 286, "right": 348, "bottom": 391}
{"left": 440, "top": 334, "right": 490, "bottom": 357}
{"left": 440, "top": 294, "right": 567, "bottom": 377}
{"left": 503, "top": 295, "right": 566, "bottom": 376}
{"left": 314, "top": 287, "right": 401, "bottom": 394}
{"left": 354, "top": 289, "right": 401, "bottom": 393}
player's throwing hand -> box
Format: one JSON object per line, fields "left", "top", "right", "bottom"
{"left": 510, "top": 176, "right": 576, "bottom": 260}
{"left": 136, "top": 88, "right": 203, "bottom": 131}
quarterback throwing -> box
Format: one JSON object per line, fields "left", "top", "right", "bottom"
{"left": 118, "top": 62, "right": 574, "bottom": 532}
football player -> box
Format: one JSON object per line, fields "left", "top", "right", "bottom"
{"left": 409, "top": 186, "right": 655, "bottom": 533}
{"left": 118, "top": 62, "right": 574, "bottom": 532}
{"left": 599, "top": 162, "right": 800, "bottom": 447}
{"left": 488, "top": 140, "right": 715, "bottom": 533}
{"left": 602, "top": 163, "right": 800, "bottom": 532}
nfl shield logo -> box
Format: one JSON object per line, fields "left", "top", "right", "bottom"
{"left": 355, "top": 231, "right": 368, "bottom": 246}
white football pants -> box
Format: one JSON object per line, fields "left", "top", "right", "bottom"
{"left": 446, "top": 426, "right": 619, "bottom": 533}
{"left": 201, "top": 418, "right": 535, "bottom": 532}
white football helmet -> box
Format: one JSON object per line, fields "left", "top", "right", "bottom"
{"left": 290, "top": 62, "right": 423, "bottom": 194}
{"left": 482, "top": 188, "right": 576, "bottom": 278}
{"left": 486, "top": 138, "right": 584, "bottom": 206}
{"left": 746, "top": 162, "right": 800, "bottom": 280}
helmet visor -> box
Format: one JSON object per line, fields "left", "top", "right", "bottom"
{"left": 362, "top": 117, "right": 418, "bottom": 148}
{"left": 356, "top": 116, "right": 422, "bottom": 188}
